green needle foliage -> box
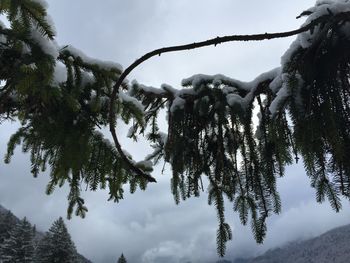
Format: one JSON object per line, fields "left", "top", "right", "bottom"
{"left": 1, "top": 0, "right": 350, "bottom": 257}
{"left": 117, "top": 253, "right": 127, "bottom": 263}
{"left": 0, "top": 0, "right": 148, "bottom": 219}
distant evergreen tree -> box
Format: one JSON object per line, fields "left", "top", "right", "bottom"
{"left": 117, "top": 253, "right": 127, "bottom": 263}
{"left": 0, "top": 210, "right": 17, "bottom": 244}
{"left": 35, "top": 217, "right": 78, "bottom": 263}
{"left": 0, "top": 217, "right": 34, "bottom": 262}
{"left": 34, "top": 232, "right": 53, "bottom": 263}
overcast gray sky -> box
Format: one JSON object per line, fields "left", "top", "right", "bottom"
{"left": 1, "top": 1, "right": 350, "bottom": 263}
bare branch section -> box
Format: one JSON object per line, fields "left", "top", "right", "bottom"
{"left": 109, "top": 11, "right": 350, "bottom": 182}
{"left": 109, "top": 123, "right": 157, "bottom": 183}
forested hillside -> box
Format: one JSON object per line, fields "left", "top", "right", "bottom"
{"left": 0, "top": 204, "right": 92, "bottom": 263}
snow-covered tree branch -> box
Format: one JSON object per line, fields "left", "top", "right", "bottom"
{"left": 1, "top": 0, "right": 350, "bottom": 256}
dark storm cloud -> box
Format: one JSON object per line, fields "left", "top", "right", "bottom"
{"left": 1, "top": 1, "right": 349, "bottom": 263}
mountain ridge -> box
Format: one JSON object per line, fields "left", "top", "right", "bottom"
{"left": 234, "top": 223, "right": 350, "bottom": 263}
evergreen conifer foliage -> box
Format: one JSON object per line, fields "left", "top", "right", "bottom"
{"left": 0, "top": 210, "right": 17, "bottom": 245}
{"left": 35, "top": 217, "right": 78, "bottom": 263}
{"left": 34, "top": 232, "right": 52, "bottom": 263}
{"left": 0, "top": 0, "right": 150, "bottom": 220}
{"left": 1, "top": 0, "right": 350, "bottom": 257}
{"left": 0, "top": 217, "right": 34, "bottom": 262}
{"left": 117, "top": 253, "right": 127, "bottom": 263}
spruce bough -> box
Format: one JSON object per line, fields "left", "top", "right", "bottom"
{"left": 1, "top": 0, "right": 350, "bottom": 256}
